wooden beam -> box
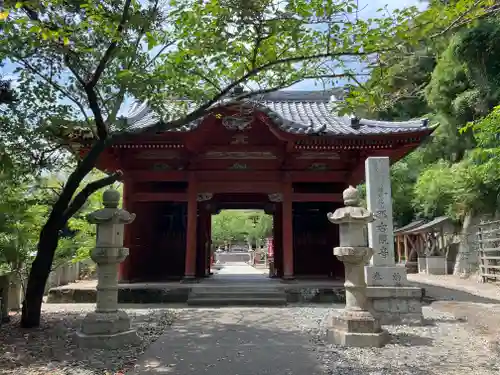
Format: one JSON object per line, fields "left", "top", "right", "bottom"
{"left": 347, "top": 144, "right": 421, "bottom": 185}
{"left": 126, "top": 170, "right": 347, "bottom": 183}
{"left": 133, "top": 192, "right": 187, "bottom": 202}
{"left": 289, "top": 171, "right": 347, "bottom": 182}
{"left": 127, "top": 170, "right": 188, "bottom": 181}
{"left": 131, "top": 192, "right": 342, "bottom": 203}
{"left": 198, "top": 181, "right": 281, "bottom": 193}
{"left": 292, "top": 193, "right": 343, "bottom": 202}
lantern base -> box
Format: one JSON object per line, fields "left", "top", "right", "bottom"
{"left": 75, "top": 310, "right": 140, "bottom": 349}
{"left": 327, "top": 310, "right": 389, "bottom": 347}
{"left": 75, "top": 328, "right": 140, "bottom": 349}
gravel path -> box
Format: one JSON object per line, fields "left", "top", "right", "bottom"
{"left": 0, "top": 304, "right": 176, "bottom": 375}
{"left": 294, "top": 305, "right": 500, "bottom": 375}
{"left": 131, "top": 305, "right": 500, "bottom": 375}
{"left": 2, "top": 303, "right": 499, "bottom": 375}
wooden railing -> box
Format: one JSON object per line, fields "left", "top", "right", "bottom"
{"left": 477, "top": 220, "right": 500, "bottom": 283}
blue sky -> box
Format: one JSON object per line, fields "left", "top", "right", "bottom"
{"left": 1, "top": 0, "right": 426, "bottom": 92}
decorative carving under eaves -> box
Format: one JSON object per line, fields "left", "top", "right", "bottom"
{"left": 222, "top": 116, "right": 252, "bottom": 131}
{"left": 228, "top": 163, "right": 248, "bottom": 170}
{"left": 297, "top": 151, "right": 340, "bottom": 160}
{"left": 268, "top": 193, "right": 283, "bottom": 202}
{"left": 204, "top": 151, "right": 276, "bottom": 160}
{"left": 308, "top": 163, "right": 329, "bottom": 171}
{"left": 230, "top": 134, "right": 249, "bottom": 145}
{"left": 152, "top": 163, "right": 171, "bottom": 170}
{"left": 197, "top": 193, "right": 213, "bottom": 202}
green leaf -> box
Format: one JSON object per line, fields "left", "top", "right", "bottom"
{"left": 146, "top": 32, "right": 157, "bottom": 50}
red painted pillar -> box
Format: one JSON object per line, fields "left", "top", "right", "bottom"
{"left": 119, "top": 178, "right": 132, "bottom": 282}
{"left": 184, "top": 176, "right": 197, "bottom": 278}
{"left": 273, "top": 204, "right": 283, "bottom": 277}
{"left": 282, "top": 181, "right": 294, "bottom": 279}
{"left": 205, "top": 210, "right": 212, "bottom": 276}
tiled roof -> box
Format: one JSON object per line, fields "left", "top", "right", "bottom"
{"left": 119, "top": 90, "right": 430, "bottom": 136}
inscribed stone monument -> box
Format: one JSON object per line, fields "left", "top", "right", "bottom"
{"left": 364, "top": 157, "right": 423, "bottom": 325}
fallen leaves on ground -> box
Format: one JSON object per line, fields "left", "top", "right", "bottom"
{"left": 0, "top": 307, "right": 176, "bottom": 375}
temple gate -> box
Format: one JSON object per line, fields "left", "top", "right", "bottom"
{"left": 70, "top": 90, "right": 433, "bottom": 282}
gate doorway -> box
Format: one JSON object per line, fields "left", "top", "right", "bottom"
{"left": 210, "top": 209, "right": 273, "bottom": 282}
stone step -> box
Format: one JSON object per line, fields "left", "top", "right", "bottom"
{"left": 187, "top": 296, "right": 287, "bottom": 306}
{"left": 189, "top": 291, "right": 285, "bottom": 299}
{"left": 187, "top": 286, "right": 287, "bottom": 306}
{"left": 191, "top": 285, "right": 283, "bottom": 293}
{"left": 191, "top": 288, "right": 283, "bottom": 294}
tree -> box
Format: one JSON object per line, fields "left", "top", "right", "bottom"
{"left": 0, "top": 0, "right": 494, "bottom": 327}
{"left": 0, "top": 78, "right": 15, "bottom": 104}
{"left": 211, "top": 210, "right": 272, "bottom": 248}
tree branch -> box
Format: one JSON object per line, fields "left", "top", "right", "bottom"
{"left": 62, "top": 171, "right": 123, "bottom": 223}
{"left": 47, "top": 138, "right": 109, "bottom": 230}
{"left": 87, "top": 0, "right": 133, "bottom": 89}
{"left": 431, "top": 2, "right": 500, "bottom": 38}
{"left": 234, "top": 73, "right": 368, "bottom": 101}
{"left": 14, "top": 57, "right": 91, "bottom": 125}
{"left": 108, "top": 0, "right": 162, "bottom": 123}
{"left": 144, "top": 40, "right": 177, "bottom": 69}
{"left": 118, "top": 51, "right": 379, "bottom": 137}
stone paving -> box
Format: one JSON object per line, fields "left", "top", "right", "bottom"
{"left": 129, "top": 307, "right": 325, "bottom": 375}
{"left": 127, "top": 267, "right": 500, "bottom": 375}
{"left": 128, "top": 304, "right": 500, "bottom": 375}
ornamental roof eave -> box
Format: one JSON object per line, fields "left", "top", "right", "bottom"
{"left": 117, "top": 96, "right": 435, "bottom": 137}
{"left": 65, "top": 90, "right": 437, "bottom": 143}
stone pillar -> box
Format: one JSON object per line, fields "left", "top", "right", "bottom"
{"left": 75, "top": 189, "right": 140, "bottom": 349}
{"left": 364, "top": 157, "right": 423, "bottom": 325}
{"left": 326, "top": 186, "right": 389, "bottom": 347}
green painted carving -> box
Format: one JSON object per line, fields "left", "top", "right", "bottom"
{"left": 152, "top": 163, "right": 171, "bottom": 170}
{"left": 228, "top": 163, "right": 248, "bottom": 170}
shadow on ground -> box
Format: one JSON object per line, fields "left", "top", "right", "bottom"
{"left": 0, "top": 309, "right": 174, "bottom": 374}
{"left": 129, "top": 308, "right": 484, "bottom": 375}
{"left": 413, "top": 282, "right": 500, "bottom": 304}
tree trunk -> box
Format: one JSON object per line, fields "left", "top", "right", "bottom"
{"left": 20, "top": 139, "right": 108, "bottom": 328}
{"left": 20, "top": 226, "right": 60, "bottom": 328}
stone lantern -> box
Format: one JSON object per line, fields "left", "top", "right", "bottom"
{"left": 326, "top": 186, "right": 389, "bottom": 347}
{"left": 75, "top": 188, "right": 140, "bottom": 349}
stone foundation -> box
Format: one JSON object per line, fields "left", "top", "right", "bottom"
{"left": 47, "top": 284, "right": 346, "bottom": 304}
{"left": 366, "top": 286, "right": 423, "bottom": 325}
{"left": 327, "top": 310, "right": 389, "bottom": 347}
{"left": 426, "top": 256, "right": 447, "bottom": 275}
{"left": 75, "top": 310, "right": 141, "bottom": 348}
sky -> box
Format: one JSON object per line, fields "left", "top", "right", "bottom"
{"left": 0, "top": 0, "right": 426, "bottom": 96}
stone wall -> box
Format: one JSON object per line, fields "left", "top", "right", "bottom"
{"left": 367, "top": 286, "right": 424, "bottom": 325}
{"left": 1, "top": 260, "right": 92, "bottom": 312}
{"left": 453, "top": 213, "right": 498, "bottom": 277}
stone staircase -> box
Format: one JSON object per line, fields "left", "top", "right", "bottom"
{"left": 187, "top": 286, "right": 287, "bottom": 306}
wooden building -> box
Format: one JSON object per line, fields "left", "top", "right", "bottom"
{"left": 73, "top": 90, "right": 433, "bottom": 282}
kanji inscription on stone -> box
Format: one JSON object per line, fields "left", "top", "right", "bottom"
{"left": 378, "top": 234, "right": 388, "bottom": 245}
{"left": 393, "top": 272, "right": 402, "bottom": 283}
{"left": 374, "top": 210, "right": 388, "bottom": 219}
{"left": 365, "top": 157, "right": 396, "bottom": 266}
{"left": 378, "top": 246, "right": 389, "bottom": 258}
